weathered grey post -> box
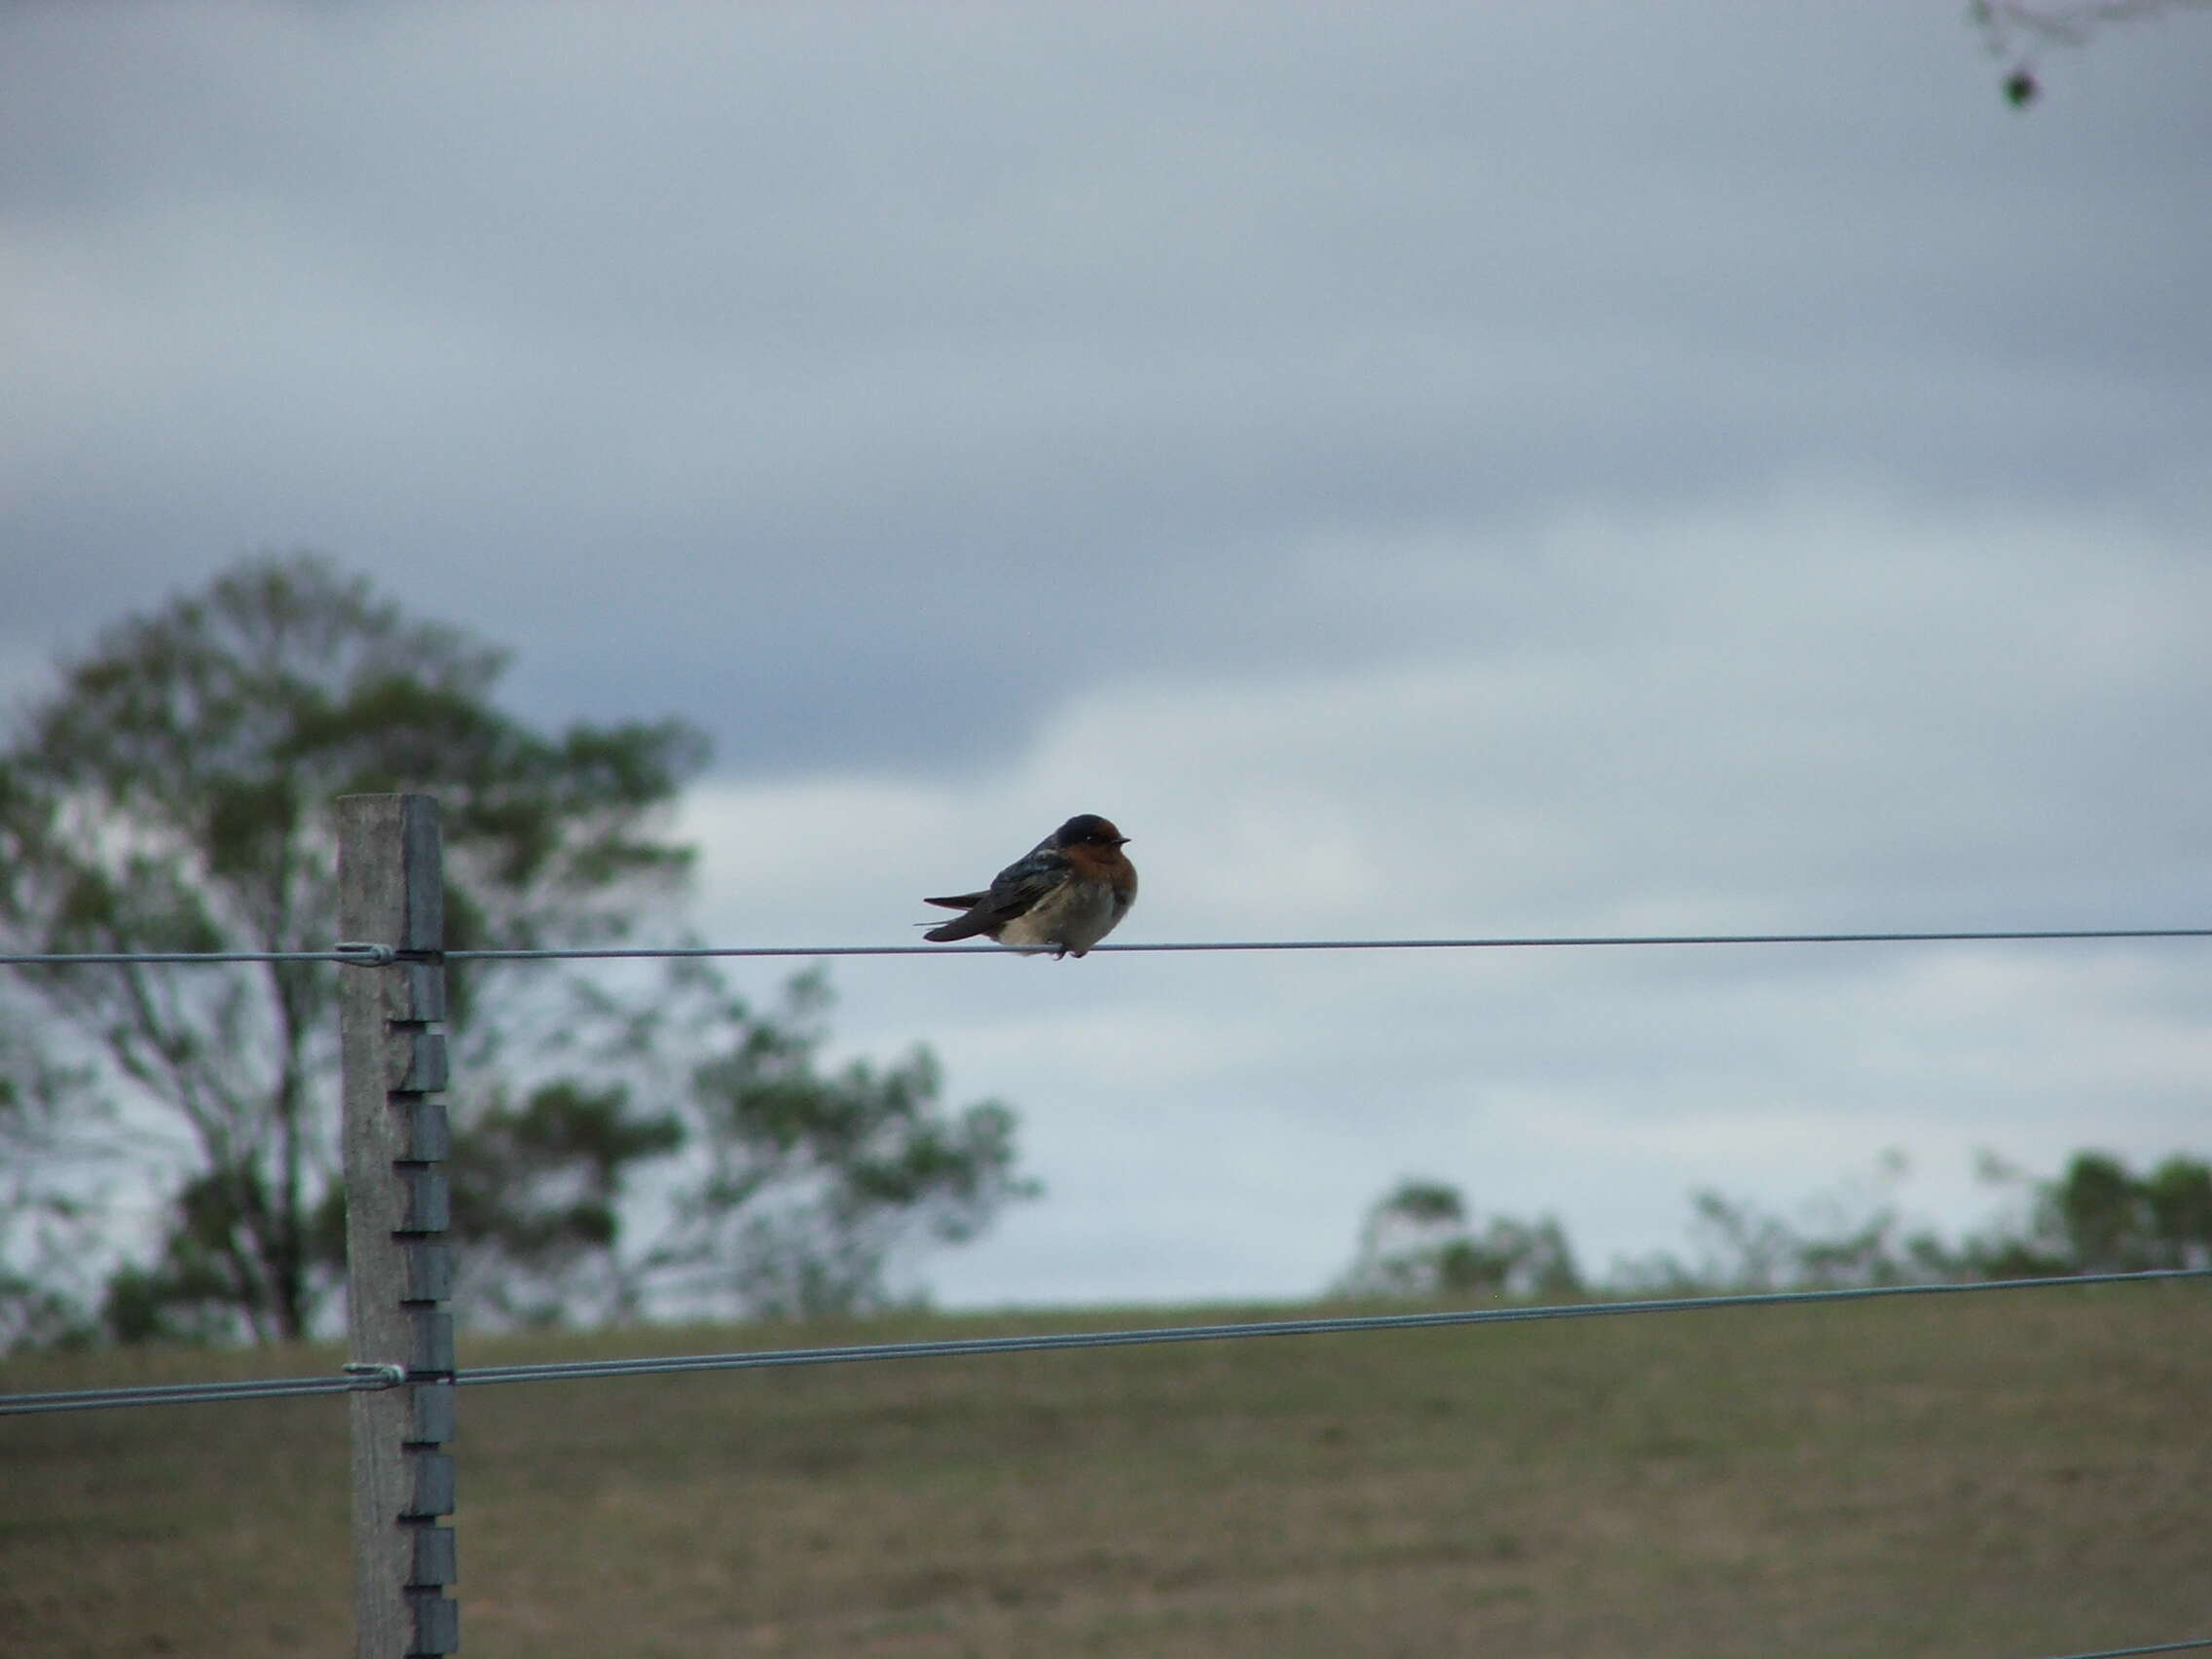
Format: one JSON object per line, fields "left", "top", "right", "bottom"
{"left": 339, "top": 793, "right": 460, "bottom": 1657}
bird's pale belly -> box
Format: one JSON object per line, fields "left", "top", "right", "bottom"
{"left": 998, "top": 878, "right": 1126, "bottom": 955}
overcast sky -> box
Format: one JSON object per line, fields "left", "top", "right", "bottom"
{"left": 5, "top": 2, "right": 2210, "bottom": 1308}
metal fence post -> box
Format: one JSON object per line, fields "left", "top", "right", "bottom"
{"left": 339, "top": 793, "right": 460, "bottom": 1657}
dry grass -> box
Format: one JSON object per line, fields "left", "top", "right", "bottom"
{"left": 4, "top": 1283, "right": 2209, "bottom": 1658}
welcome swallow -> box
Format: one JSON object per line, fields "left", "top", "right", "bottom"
{"left": 921, "top": 814, "right": 1137, "bottom": 958}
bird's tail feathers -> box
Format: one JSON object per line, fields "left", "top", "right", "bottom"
{"left": 922, "top": 914, "right": 995, "bottom": 942}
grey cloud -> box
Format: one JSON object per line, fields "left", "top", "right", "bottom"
{"left": 7, "top": 4, "right": 2209, "bottom": 776}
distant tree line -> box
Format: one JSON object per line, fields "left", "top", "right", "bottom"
{"left": 1335, "top": 1148, "right": 2212, "bottom": 1303}
{"left": 0, "top": 556, "right": 1036, "bottom": 1352}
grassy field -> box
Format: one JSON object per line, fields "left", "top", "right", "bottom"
{"left": 4, "top": 1282, "right": 2209, "bottom": 1659}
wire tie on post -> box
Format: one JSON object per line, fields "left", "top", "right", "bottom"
{"left": 343, "top": 1361, "right": 407, "bottom": 1389}
{"left": 332, "top": 941, "right": 397, "bottom": 967}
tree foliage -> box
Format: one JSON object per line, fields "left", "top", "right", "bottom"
{"left": 1342, "top": 1149, "right": 2212, "bottom": 1305}
{"left": 438, "top": 1078, "right": 684, "bottom": 1329}
{"left": 1962, "top": 1149, "right": 2212, "bottom": 1276}
{"left": 0, "top": 1022, "right": 106, "bottom": 1351}
{"left": 470, "top": 963, "right": 1040, "bottom": 1325}
{"left": 1333, "top": 1178, "right": 1583, "bottom": 1301}
{"left": 0, "top": 554, "right": 695, "bottom": 1342}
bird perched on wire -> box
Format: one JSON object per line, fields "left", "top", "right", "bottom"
{"left": 920, "top": 814, "right": 1137, "bottom": 958}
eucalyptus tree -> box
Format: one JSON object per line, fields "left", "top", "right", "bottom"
{"left": 0, "top": 553, "right": 705, "bottom": 1341}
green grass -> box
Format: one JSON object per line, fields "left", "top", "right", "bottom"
{"left": 4, "top": 1284, "right": 2209, "bottom": 1658}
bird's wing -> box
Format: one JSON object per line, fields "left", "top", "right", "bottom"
{"left": 977, "top": 845, "right": 1074, "bottom": 915}
{"left": 920, "top": 847, "right": 1070, "bottom": 940}
{"left": 923, "top": 891, "right": 987, "bottom": 910}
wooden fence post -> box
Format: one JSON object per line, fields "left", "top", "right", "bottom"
{"left": 339, "top": 793, "right": 460, "bottom": 1658}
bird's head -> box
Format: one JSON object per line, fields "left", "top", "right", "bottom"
{"left": 1053, "top": 814, "right": 1129, "bottom": 849}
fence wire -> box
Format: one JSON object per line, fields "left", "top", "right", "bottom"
{"left": 447, "top": 1266, "right": 2212, "bottom": 1386}
{"left": 0, "top": 942, "right": 396, "bottom": 967}
{"left": 0, "top": 1366, "right": 396, "bottom": 1416}
{"left": 3, "top": 925, "right": 2210, "bottom": 969}
{"left": 6, "top": 1266, "right": 2204, "bottom": 1417}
